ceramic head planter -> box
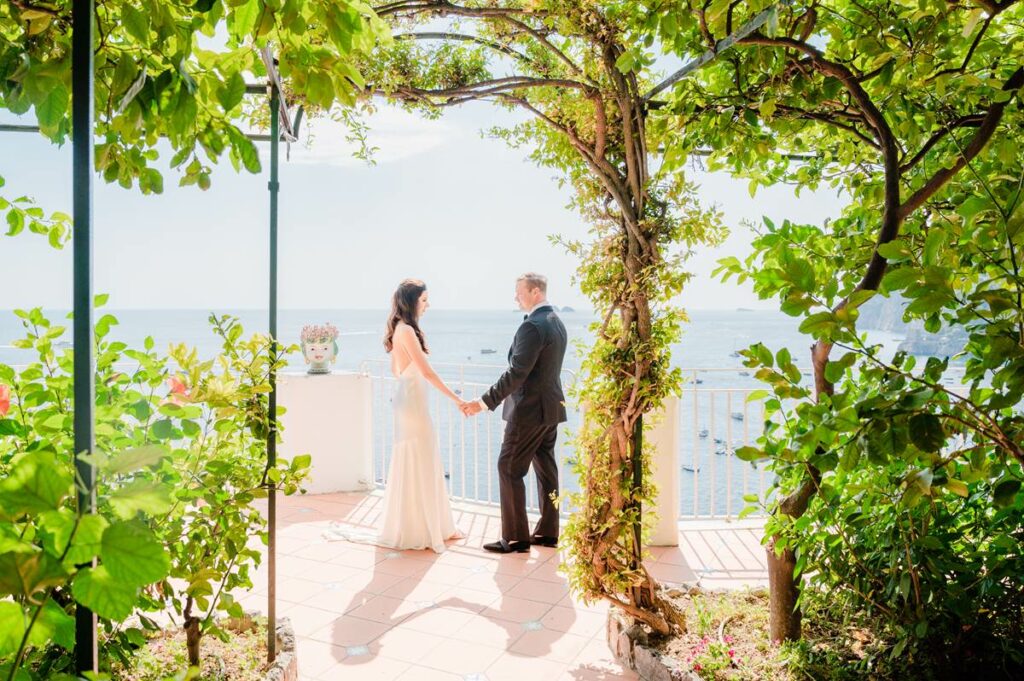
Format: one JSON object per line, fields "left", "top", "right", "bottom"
{"left": 300, "top": 323, "right": 340, "bottom": 374}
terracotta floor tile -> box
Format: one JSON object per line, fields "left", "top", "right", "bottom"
{"left": 299, "top": 584, "right": 365, "bottom": 613}
{"left": 330, "top": 548, "right": 384, "bottom": 570}
{"left": 374, "top": 625, "right": 447, "bottom": 663}
{"left": 346, "top": 594, "right": 421, "bottom": 625}
{"left": 486, "top": 652, "right": 567, "bottom": 681}
{"left": 481, "top": 596, "right": 555, "bottom": 624}
{"left": 308, "top": 615, "right": 391, "bottom": 646}
{"left": 341, "top": 570, "right": 409, "bottom": 595}
{"left": 399, "top": 606, "right": 478, "bottom": 638}
{"left": 286, "top": 604, "right": 349, "bottom": 638}
{"left": 418, "top": 637, "right": 504, "bottom": 676}
{"left": 277, "top": 577, "right": 328, "bottom": 604}
{"left": 372, "top": 557, "right": 432, "bottom": 578}
{"left": 509, "top": 629, "right": 591, "bottom": 663}
{"left": 395, "top": 666, "right": 461, "bottom": 681}
{"left": 540, "top": 606, "right": 607, "bottom": 639}
{"left": 388, "top": 577, "right": 453, "bottom": 603}
{"left": 449, "top": 615, "right": 524, "bottom": 650}
{"left": 291, "top": 540, "right": 351, "bottom": 563}
{"left": 294, "top": 639, "right": 347, "bottom": 678}
{"left": 506, "top": 577, "right": 570, "bottom": 603}
{"left": 317, "top": 655, "right": 410, "bottom": 681}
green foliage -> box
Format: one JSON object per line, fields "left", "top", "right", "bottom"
{"left": 0, "top": 0, "right": 388, "bottom": 194}
{"left": 673, "top": 0, "right": 1024, "bottom": 665}
{"left": 0, "top": 305, "right": 308, "bottom": 677}
{"left": 0, "top": 175, "right": 71, "bottom": 248}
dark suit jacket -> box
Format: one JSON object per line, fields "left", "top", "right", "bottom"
{"left": 481, "top": 305, "right": 568, "bottom": 427}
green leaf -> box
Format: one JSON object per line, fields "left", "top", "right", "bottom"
{"left": 798, "top": 311, "right": 837, "bottom": 338}
{"left": 105, "top": 445, "right": 169, "bottom": 475}
{"left": 614, "top": 51, "right": 636, "bottom": 73}
{"left": 882, "top": 267, "right": 919, "bottom": 292}
{"left": 72, "top": 566, "right": 139, "bottom": 620}
{"left": 219, "top": 71, "right": 246, "bottom": 112}
{"left": 0, "top": 549, "right": 68, "bottom": 600}
{"left": 122, "top": 4, "right": 150, "bottom": 43}
{"left": 945, "top": 479, "right": 969, "bottom": 498}
{"left": 0, "top": 452, "right": 73, "bottom": 516}
{"left": 108, "top": 480, "right": 173, "bottom": 519}
{"left": 908, "top": 413, "right": 945, "bottom": 453}
{"left": 29, "top": 600, "right": 75, "bottom": 650}
{"left": 101, "top": 521, "right": 170, "bottom": 585}
{"left": 39, "top": 509, "right": 108, "bottom": 566}
{"left": 734, "top": 446, "right": 767, "bottom": 462}
{"left": 35, "top": 84, "right": 69, "bottom": 133}
{"left": 0, "top": 601, "right": 25, "bottom": 656}
{"left": 151, "top": 419, "right": 174, "bottom": 439}
{"left": 993, "top": 479, "right": 1021, "bottom": 508}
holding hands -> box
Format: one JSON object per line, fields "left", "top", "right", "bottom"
{"left": 460, "top": 399, "right": 484, "bottom": 417}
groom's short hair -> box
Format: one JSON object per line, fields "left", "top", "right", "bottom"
{"left": 518, "top": 273, "right": 547, "bottom": 293}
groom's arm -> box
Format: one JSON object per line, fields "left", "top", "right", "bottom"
{"left": 481, "top": 323, "right": 543, "bottom": 411}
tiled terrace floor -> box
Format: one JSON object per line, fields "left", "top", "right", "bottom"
{"left": 239, "top": 492, "right": 768, "bottom": 681}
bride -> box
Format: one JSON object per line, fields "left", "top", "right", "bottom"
{"left": 374, "top": 278, "right": 465, "bottom": 552}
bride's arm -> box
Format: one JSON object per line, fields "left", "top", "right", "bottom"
{"left": 396, "top": 326, "right": 463, "bottom": 403}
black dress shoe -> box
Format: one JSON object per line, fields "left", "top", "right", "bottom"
{"left": 483, "top": 539, "right": 530, "bottom": 554}
{"left": 530, "top": 535, "right": 558, "bottom": 547}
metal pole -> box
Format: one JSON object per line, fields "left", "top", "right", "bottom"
{"left": 266, "top": 83, "right": 280, "bottom": 664}
{"left": 72, "top": 0, "right": 98, "bottom": 674}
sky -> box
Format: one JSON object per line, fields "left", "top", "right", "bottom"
{"left": 0, "top": 101, "right": 845, "bottom": 311}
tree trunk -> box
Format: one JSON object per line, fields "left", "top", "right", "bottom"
{"left": 767, "top": 536, "right": 801, "bottom": 642}
{"left": 185, "top": 615, "right": 201, "bottom": 667}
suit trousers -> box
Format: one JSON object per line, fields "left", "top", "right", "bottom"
{"left": 497, "top": 421, "right": 560, "bottom": 542}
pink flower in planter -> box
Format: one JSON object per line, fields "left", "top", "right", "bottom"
{"left": 0, "top": 385, "right": 10, "bottom": 417}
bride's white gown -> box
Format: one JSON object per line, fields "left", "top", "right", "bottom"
{"left": 323, "top": 361, "right": 462, "bottom": 553}
{"left": 376, "top": 362, "right": 462, "bottom": 552}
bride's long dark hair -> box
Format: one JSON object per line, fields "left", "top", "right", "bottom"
{"left": 384, "top": 278, "right": 429, "bottom": 354}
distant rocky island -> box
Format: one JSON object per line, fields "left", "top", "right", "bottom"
{"left": 858, "top": 295, "right": 967, "bottom": 358}
{"left": 560, "top": 306, "right": 575, "bottom": 313}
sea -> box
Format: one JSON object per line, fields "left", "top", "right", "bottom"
{"left": 1, "top": 308, "right": 909, "bottom": 518}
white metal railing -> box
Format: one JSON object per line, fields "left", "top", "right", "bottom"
{"left": 359, "top": 359, "right": 779, "bottom": 520}
{"left": 359, "top": 360, "right": 581, "bottom": 515}
{"left": 679, "top": 382, "right": 773, "bottom": 519}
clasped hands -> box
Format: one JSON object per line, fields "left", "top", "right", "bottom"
{"left": 457, "top": 398, "right": 484, "bottom": 417}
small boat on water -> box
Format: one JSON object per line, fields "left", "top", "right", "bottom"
{"left": 731, "top": 412, "right": 744, "bottom": 421}
{"left": 481, "top": 349, "right": 497, "bottom": 354}
{"left": 714, "top": 437, "right": 724, "bottom": 445}
{"left": 738, "top": 371, "right": 750, "bottom": 376}
{"left": 682, "top": 464, "right": 701, "bottom": 472}
{"left": 698, "top": 428, "right": 709, "bottom": 439}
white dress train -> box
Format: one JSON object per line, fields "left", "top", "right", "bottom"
{"left": 326, "top": 363, "right": 462, "bottom": 552}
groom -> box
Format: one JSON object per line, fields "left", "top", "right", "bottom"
{"left": 461, "top": 273, "right": 568, "bottom": 553}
